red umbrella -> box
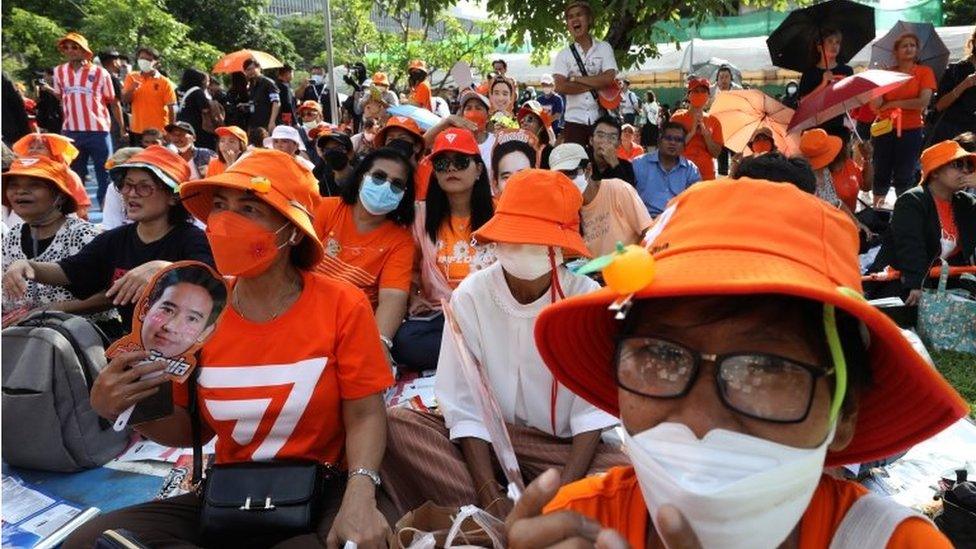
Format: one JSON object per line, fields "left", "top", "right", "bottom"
{"left": 788, "top": 69, "right": 911, "bottom": 133}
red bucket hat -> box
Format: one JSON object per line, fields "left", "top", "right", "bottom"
{"left": 534, "top": 178, "right": 968, "bottom": 467}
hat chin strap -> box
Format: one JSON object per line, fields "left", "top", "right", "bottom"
{"left": 547, "top": 245, "right": 565, "bottom": 435}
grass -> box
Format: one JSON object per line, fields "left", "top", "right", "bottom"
{"left": 931, "top": 351, "right": 976, "bottom": 418}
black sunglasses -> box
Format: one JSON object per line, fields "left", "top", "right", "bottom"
{"left": 433, "top": 154, "right": 473, "bottom": 172}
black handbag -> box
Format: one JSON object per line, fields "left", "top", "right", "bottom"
{"left": 188, "top": 371, "right": 340, "bottom": 546}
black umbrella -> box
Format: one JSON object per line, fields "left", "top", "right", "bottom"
{"left": 766, "top": 0, "right": 875, "bottom": 73}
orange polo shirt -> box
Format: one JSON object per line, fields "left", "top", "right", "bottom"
{"left": 617, "top": 143, "right": 645, "bottom": 161}
{"left": 123, "top": 72, "right": 177, "bottom": 133}
{"left": 669, "top": 109, "right": 724, "bottom": 180}
{"left": 544, "top": 466, "right": 951, "bottom": 548}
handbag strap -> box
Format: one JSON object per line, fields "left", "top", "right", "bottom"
{"left": 189, "top": 367, "right": 203, "bottom": 485}
{"left": 937, "top": 259, "right": 950, "bottom": 292}
{"left": 568, "top": 44, "right": 600, "bottom": 102}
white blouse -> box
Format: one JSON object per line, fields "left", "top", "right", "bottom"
{"left": 436, "top": 262, "right": 618, "bottom": 441}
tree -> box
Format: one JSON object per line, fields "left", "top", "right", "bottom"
{"left": 1, "top": 8, "right": 66, "bottom": 78}
{"left": 163, "top": 0, "right": 298, "bottom": 65}
{"left": 943, "top": 0, "right": 975, "bottom": 26}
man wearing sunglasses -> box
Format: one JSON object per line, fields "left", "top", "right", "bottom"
{"left": 506, "top": 178, "right": 964, "bottom": 549}
{"left": 48, "top": 33, "right": 127, "bottom": 209}
{"left": 632, "top": 121, "right": 701, "bottom": 218}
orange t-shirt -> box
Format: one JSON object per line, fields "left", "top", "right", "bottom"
{"left": 617, "top": 143, "right": 645, "bottom": 162}
{"left": 205, "top": 157, "right": 227, "bottom": 177}
{"left": 173, "top": 271, "right": 393, "bottom": 465}
{"left": 123, "top": 72, "right": 177, "bottom": 133}
{"left": 934, "top": 196, "right": 959, "bottom": 258}
{"left": 313, "top": 197, "right": 416, "bottom": 306}
{"left": 830, "top": 158, "right": 862, "bottom": 212}
{"left": 411, "top": 81, "right": 433, "bottom": 112}
{"left": 880, "top": 64, "right": 936, "bottom": 130}
{"left": 436, "top": 215, "right": 477, "bottom": 287}
{"left": 544, "top": 466, "right": 952, "bottom": 548}
{"left": 669, "top": 110, "right": 724, "bottom": 180}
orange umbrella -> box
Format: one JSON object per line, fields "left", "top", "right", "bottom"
{"left": 709, "top": 90, "right": 799, "bottom": 156}
{"left": 212, "top": 49, "right": 283, "bottom": 74}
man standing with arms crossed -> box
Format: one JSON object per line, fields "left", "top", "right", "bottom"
{"left": 552, "top": 1, "right": 618, "bottom": 146}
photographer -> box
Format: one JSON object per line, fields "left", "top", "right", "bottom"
{"left": 34, "top": 69, "right": 63, "bottom": 134}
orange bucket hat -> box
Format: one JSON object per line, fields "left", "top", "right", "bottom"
{"left": 408, "top": 59, "right": 428, "bottom": 74}
{"left": 215, "top": 126, "right": 248, "bottom": 146}
{"left": 799, "top": 129, "right": 842, "bottom": 170}
{"left": 12, "top": 133, "right": 79, "bottom": 165}
{"left": 108, "top": 145, "right": 190, "bottom": 191}
{"left": 180, "top": 148, "right": 324, "bottom": 265}
{"left": 375, "top": 116, "right": 424, "bottom": 147}
{"left": 919, "top": 140, "right": 976, "bottom": 184}
{"left": 371, "top": 72, "right": 390, "bottom": 87}
{"left": 473, "top": 169, "right": 590, "bottom": 257}
{"left": 534, "top": 178, "right": 968, "bottom": 467}
{"left": 57, "top": 32, "right": 93, "bottom": 58}
{"left": 2, "top": 156, "right": 79, "bottom": 213}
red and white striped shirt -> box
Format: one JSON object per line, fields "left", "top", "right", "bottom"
{"left": 52, "top": 62, "right": 116, "bottom": 133}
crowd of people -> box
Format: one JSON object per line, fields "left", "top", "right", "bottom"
{"left": 1, "top": 1, "right": 975, "bottom": 547}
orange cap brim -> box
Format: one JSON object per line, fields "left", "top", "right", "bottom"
{"left": 473, "top": 212, "right": 591, "bottom": 258}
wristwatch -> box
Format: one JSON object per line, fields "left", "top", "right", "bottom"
{"left": 348, "top": 467, "right": 381, "bottom": 486}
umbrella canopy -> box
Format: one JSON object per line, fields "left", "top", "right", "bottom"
{"left": 710, "top": 90, "right": 800, "bottom": 156}
{"left": 213, "top": 50, "right": 283, "bottom": 74}
{"left": 691, "top": 57, "right": 742, "bottom": 85}
{"left": 788, "top": 69, "right": 912, "bottom": 133}
{"left": 766, "top": 0, "right": 875, "bottom": 73}
{"left": 387, "top": 104, "right": 442, "bottom": 131}
{"left": 870, "top": 21, "right": 951, "bottom": 82}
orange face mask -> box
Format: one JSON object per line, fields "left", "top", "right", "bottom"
{"left": 750, "top": 139, "right": 773, "bottom": 154}
{"left": 464, "top": 109, "right": 488, "bottom": 132}
{"left": 205, "top": 211, "right": 294, "bottom": 278}
{"left": 688, "top": 91, "right": 709, "bottom": 108}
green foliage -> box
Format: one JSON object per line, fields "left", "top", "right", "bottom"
{"left": 932, "top": 350, "right": 976, "bottom": 418}
{"left": 2, "top": 0, "right": 86, "bottom": 34}
{"left": 164, "top": 0, "right": 298, "bottom": 65}
{"left": 280, "top": 0, "right": 380, "bottom": 70}
{"left": 1, "top": 8, "right": 66, "bottom": 79}
{"left": 942, "top": 0, "right": 976, "bottom": 27}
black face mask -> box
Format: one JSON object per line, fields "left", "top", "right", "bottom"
{"left": 324, "top": 148, "right": 349, "bottom": 170}
{"left": 387, "top": 138, "right": 415, "bottom": 160}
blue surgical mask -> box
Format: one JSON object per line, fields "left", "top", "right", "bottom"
{"left": 359, "top": 175, "right": 404, "bottom": 215}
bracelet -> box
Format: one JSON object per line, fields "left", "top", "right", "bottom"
{"left": 348, "top": 467, "right": 381, "bottom": 486}
{"left": 379, "top": 335, "right": 393, "bottom": 350}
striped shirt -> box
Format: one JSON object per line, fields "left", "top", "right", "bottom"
{"left": 53, "top": 62, "right": 116, "bottom": 133}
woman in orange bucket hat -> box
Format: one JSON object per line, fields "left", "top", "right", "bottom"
{"left": 506, "top": 178, "right": 966, "bottom": 548}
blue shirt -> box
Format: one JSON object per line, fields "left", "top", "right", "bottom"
{"left": 633, "top": 151, "right": 701, "bottom": 216}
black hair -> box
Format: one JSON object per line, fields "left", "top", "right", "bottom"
{"left": 339, "top": 147, "right": 416, "bottom": 227}
{"left": 645, "top": 90, "right": 656, "bottom": 102}
{"left": 135, "top": 46, "right": 160, "bottom": 60}
{"left": 141, "top": 127, "right": 163, "bottom": 141}
{"left": 248, "top": 127, "right": 269, "bottom": 148}
{"left": 491, "top": 140, "right": 538, "bottom": 182}
{"left": 177, "top": 69, "right": 208, "bottom": 93}
{"left": 310, "top": 65, "right": 324, "bottom": 71}
{"left": 117, "top": 167, "right": 193, "bottom": 225}
{"left": 243, "top": 59, "right": 259, "bottom": 70}
{"left": 953, "top": 131, "right": 976, "bottom": 153}
{"left": 425, "top": 153, "right": 494, "bottom": 243}
{"left": 716, "top": 65, "right": 733, "bottom": 78}
{"left": 145, "top": 264, "right": 227, "bottom": 326}
{"left": 621, "top": 294, "right": 871, "bottom": 412}
{"left": 492, "top": 59, "right": 508, "bottom": 69}
{"left": 593, "top": 114, "right": 622, "bottom": 137}
{"left": 810, "top": 27, "right": 842, "bottom": 65}
{"left": 659, "top": 121, "right": 687, "bottom": 139}
{"left": 733, "top": 152, "right": 816, "bottom": 194}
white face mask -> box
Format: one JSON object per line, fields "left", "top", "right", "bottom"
{"left": 137, "top": 58, "right": 154, "bottom": 72}
{"left": 572, "top": 173, "right": 589, "bottom": 194}
{"left": 310, "top": 74, "right": 323, "bottom": 84}
{"left": 621, "top": 421, "right": 834, "bottom": 549}
{"left": 494, "top": 243, "right": 562, "bottom": 281}
{"left": 302, "top": 120, "right": 319, "bottom": 130}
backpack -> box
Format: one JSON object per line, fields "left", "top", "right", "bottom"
{"left": 1, "top": 311, "right": 128, "bottom": 472}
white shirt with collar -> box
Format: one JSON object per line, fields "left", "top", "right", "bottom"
{"left": 436, "top": 262, "right": 618, "bottom": 441}
{"left": 552, "top": 38, "right": 619, "bottom": 125}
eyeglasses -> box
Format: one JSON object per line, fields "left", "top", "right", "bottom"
{"left": 614, "top": 336, "right": 833, "bottom": 423}
{"left": 60, "top": 43, "right": 81, "bottom": 51}
{"left": 661, "top": 135, "right": 684, "bottom": 143}
{"left": 369, "top": 169, "right": 406, "bottom": 191}
{"left": 118, "top": 181, "right": 157, "bottom": 198}
{"left": 592, "top": 130, "right": 619, "bottom": 141}
{"left": 433, "top": 154, "right": 473, "bottom": 172}
{"left": 949, "top": 158, "right": 975, "bottom": 174}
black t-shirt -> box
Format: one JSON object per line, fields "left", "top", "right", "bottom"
{"left": 58, "top": 222, "right": 214, "bottom": 326}
{"left": 798, "top": 64, "right": 854, "bottom": 135}
{"left": 275, "top": 79, "right": 295, "bottom": 124}
{"left": 19, "top": 224, "right": 54, "bottom": 259}
{"left": 178, "top": 88, "right": 209, "bottom": 137}
{"left": 248, "top": 76, "right": 280, "bottom": 130}
{"left": 302, "top": 83, "right": 333, "bottom": 121}
{"left": 932, "top": 60, "right": 976, "bottom": 143}
{"left": 592, "top": 158, "right": 635, "bottom": 186}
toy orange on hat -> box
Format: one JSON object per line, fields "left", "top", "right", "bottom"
{"left": 180, "top": 148, "right": 324, "bottom": 266}
{"left": 2, "top": 156, "right": 79, "bottom": 213}
{"left": 800, "top": 129, "right": 842, "bottom": 170}
{"left": 534, "top": 178, "right": 968, "bottom": 467}
{"left": 375, "top": 116, "right": 424, "bottom": 147}
{"left": 919, "top": 140, "right": 976, "bottom": 184}
{"left": 57, "top": 32, "right": 93, "bottom": 58}
{"left": 215, "top": 126, "right": 248, "bottom": 146}
{"left": 473, "top": 169, "right": 590, "bottom": 257}
{"left": 108, "top": 145, "right": 191, "bottom": 191}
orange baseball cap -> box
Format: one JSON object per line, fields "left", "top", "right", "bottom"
{"left": 799, "top": 129, "right": 842, "bottom": 170}
{"left": 375, "top": 116, "right": 424, "bottom": 146}
{"left": 687, "top": 77, "right": 710, "bottom": 92}
{"left": 215, "top": 126, "right": 248, "bottom": 146}
{"left": 473, "top": 169, "right": 590, "bottom": 257}
{"left": 919, "top": 140, "right": 976, "bottom": 184}
{"left": 2, "top": 156, "right": 79, "bottom": 213}
{"left": 12, "top": 133, "right": 79, "bottom": 166}
{"left": 297, "top": 100, "right": 322, "bottom": 114}
{"left": 108, "top": 145, "right": 190, "bottom": 191}
{"left": 427, "top": 127, "right": 479, "bottom": 159}
{"left": 534, "top": 178, "right": 968, "bottom": 467}
{"left": 408, "top": 59, "right": 428, "bottom": 74}
{"left": 57, "top": 32, "right": 93, "bottom": 58}
{"left": 180, "top": 149, "right": 323, "bottom": 266}
{"left": 371, "top": 72, "right": 390, "bottom": 87}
